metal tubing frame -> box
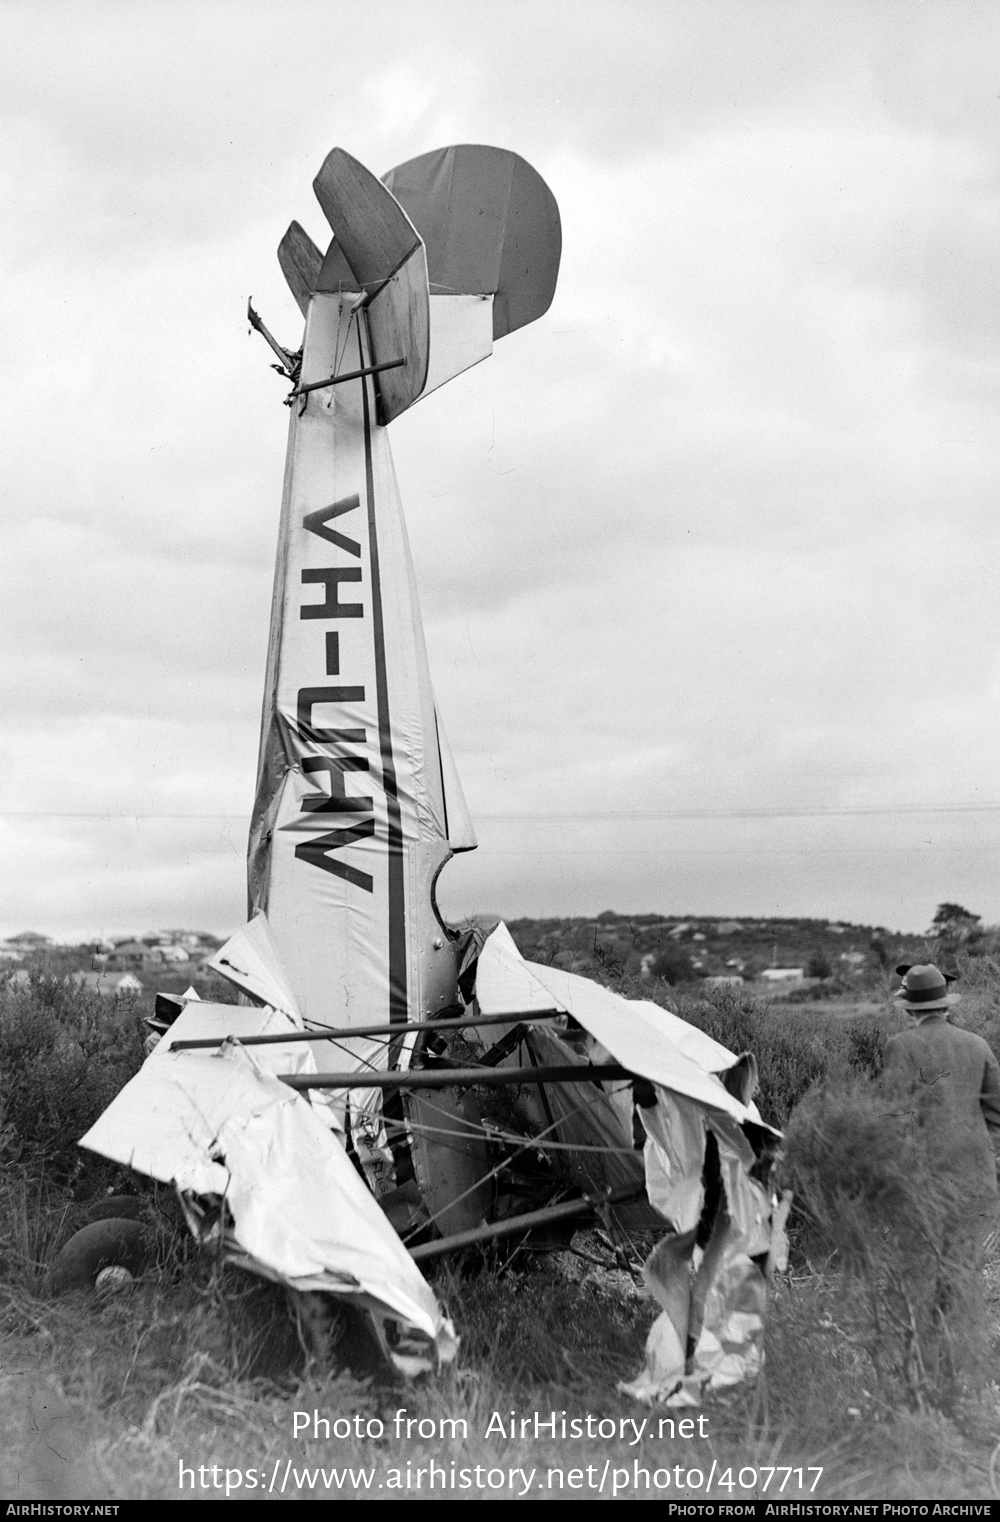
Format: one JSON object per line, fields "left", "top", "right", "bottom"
{"left": 290, "top": 356, "right": 405, "bottom": 397}
{"left": 280, "top": 1062, "right": 631, "bottom": 1092}
{"left": 409, "top": 1186, "right": 646, "bottom": 1263}
{"left": 168, "top": 1008, "right": 564, "bottom": 1052}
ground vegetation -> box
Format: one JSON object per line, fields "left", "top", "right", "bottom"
{"left": 2, "top": 951, "right": 999, "bottom": 1499}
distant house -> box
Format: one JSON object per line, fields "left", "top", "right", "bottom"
{"left": 714, "top": 921, "right": 745, "bottom": 936}
{"left": 667, "top": 923, "right": 691, "bottom": 940}
{"left": 71, "top": 970, "right": 143, "bottom": 998}
{"left": 760, "top": 967, "right": 805, "bottom": 983}
{"left": 826, "top": 924, "right": 848, "bottom": 935}
{"left": 159, "top": 946, "right": 190, "bottom": 963}
{"left": 107, "top": 941, "right": 163, "bottom": 970}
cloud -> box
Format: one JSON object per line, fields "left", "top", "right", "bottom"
{"left": 2, "top": 0, "right": 999, "bottom": 936}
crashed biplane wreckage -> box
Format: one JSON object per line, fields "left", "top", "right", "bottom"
{"left": 79, "top": 145, "right": 788, "bottom": 1399}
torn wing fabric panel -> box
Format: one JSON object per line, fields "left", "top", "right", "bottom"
{"left": 622, "top": 1249, "right": 768, "bottom": 1408}
{"left": 618, "top": 1229, "right": 698, "bottom": 1404}
{"left": 687, "top": 1251, "right": 767, "bottom": 1395}
{"left": 150, "top": 998, "right": 343, "bottom": 1132}
{"left": 80, "top": 1043, "right": 456, "bottom": 1371}
{"left": 474, "top": 923, "right": 569, "bottom": 1014}
{"left": 710, "top": 1115, "right": 772, "bottom": 1260}
{"left": 79, "top": 1044, "right": 233, "bottom": 1199}
{"left": 202, "top": 914, "right": 352, "bottom": 1129}
{"left": 622, "top": 1110, "right": 777, "bottom": 1406}
{"left": 207, "top": 917, "right": 303, "bottom": 1021}
{"left": 639, "top": 1093, "right": 707, "bottom": 1236}
{"left": 477, "top": 925, "right": 758, "bottom": 1124}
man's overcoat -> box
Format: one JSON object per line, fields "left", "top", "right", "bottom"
{"left": 883, "top": 1013, "right": 1000, "bottom": 1211}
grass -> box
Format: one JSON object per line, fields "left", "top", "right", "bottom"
{"left": 2, "top": 964, "right": 1000, "bottom": 1500}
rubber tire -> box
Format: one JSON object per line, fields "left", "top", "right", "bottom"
{"left": 44, "top": 1218, "right": 151, "bottom": 1295}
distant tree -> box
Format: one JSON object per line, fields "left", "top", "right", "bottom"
{"left": 931, "top": 903, "right": 982, "bottom": 945}
{"left": 932, "top": 902, "right": 980, "bottom": 931}
{"left": 649, "top": 949, "right": 698, "bottom": 985}
{"left": 806, "top": 949, "right": 833, "bottom": 981}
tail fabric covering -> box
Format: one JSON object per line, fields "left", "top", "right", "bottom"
{"left": 254, "top": 145, "right": 559, "bottom": 1063}
{"left": 276, "top": 145, "right": 560, "bottom": 413}
{"left": 312, "top": 148, "right": 429, "bottom": 421}
{"left": 277, "top": 222, "right": 324, "bottom": 318}
{"left": 382, "top": 145, "right": 562, "bottom": 339}
{"left": 249, "top": 291, "right": 472, "bottom": 1067}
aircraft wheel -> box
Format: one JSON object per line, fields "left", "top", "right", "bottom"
{"left": 44, "top": 1218, "right": 152, "bottom": 1295}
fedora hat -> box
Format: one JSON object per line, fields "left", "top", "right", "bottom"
{"left": 893, "top": 962, "right": 960, "bottom": 1010}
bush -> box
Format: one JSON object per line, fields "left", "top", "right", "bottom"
{"left": 648, "top": 949, "right": 697, "bottom": 985}
{"left": 671, "top": 986, "right": 851, "bottom": 1128}
{"left": 584, "top": 968, "right": 903, "bottom": 1128}
{"left": 0, "top": 971, "right": 145, "bottom": 1183}
{"left": 782, "top": 1080, "right": 990, "bottom": 1409}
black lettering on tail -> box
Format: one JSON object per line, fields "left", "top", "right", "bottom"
{"left": 295, "top": 819, "right": 375, "bottom": 891}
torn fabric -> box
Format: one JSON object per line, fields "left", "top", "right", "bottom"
{"left": 475, "top": 923, "right": 784, "bottom": 1405}
{"left": 80, "top": 1036, "right": 456, "bottom": 1375}
{"left": 476, "top": 924, "right": 768, "bottom": 1126}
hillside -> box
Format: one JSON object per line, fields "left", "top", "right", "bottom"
{"left": 503, "top": 911, "right": 938, "bottom": 987}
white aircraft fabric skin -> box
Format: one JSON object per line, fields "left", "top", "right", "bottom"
{"left": 79, "top": 1020, "right": 456, "bottom": 1375}
{"left": 475, "top": 924, "right": 759, "bottom": 1124}
{"left": 250, "top": 146, "right": 560, "bottom": 1074}
{"left": 207, "top": 914, "right": 303, "bottom": 1020}
{"left": 126, "top": 997, "right": 338, "bottom": 1126}
{"left": 248, "top": 284, "right": 475, "bottom": 1074}
{"left": 475, "top": 924, "right": 784, "bottom": 1404}
{"left": 622, "top": 1104, "right": 779, "bottom": 1406}
{"left": 206, "top": 915, "right": 347, "bottom": 1130}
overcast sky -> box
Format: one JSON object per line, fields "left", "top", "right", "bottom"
{"left": 2, "top": 0, "right": 999, "bottom": 940}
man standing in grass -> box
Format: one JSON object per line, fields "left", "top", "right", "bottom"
{"left": 885, "top": 963, "right": 1000, "bottom": 1207}
{"left": 883, "top": 962, "right": 1000, "bottom": 1383}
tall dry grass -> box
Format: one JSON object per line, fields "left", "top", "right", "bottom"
{"left": 782, "top": 1080, "right": 990, "bottom": 1411}
{"left": 1, "top": 961, "right": 999, "bottom": 1498}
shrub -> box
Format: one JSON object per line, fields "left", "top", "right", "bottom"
{"left": 648, "top": 949, "right": 697, "bottom": 986}
{"left": 670, "top": 986, "right": 842, "bottom": 1128}
{"left": 781, "top": 1079, "right": 990, "bottom": 1410}
{"left": 0, "top": 971, "right": 145, "bottom": 1183}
